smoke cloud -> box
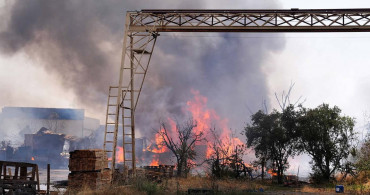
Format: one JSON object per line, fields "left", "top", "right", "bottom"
{"left": 0, "top": 0, "right": 285, "bottom": 139}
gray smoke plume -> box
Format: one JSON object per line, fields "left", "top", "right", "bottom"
{"left": 0, "top": 0, "right": 285, "bottom": 139}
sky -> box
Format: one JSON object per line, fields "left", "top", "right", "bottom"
{"left": 0, "top": 0, "right": 370, "bottom": 176}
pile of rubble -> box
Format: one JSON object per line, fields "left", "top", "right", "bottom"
{"left": 68, "top": 150, "right": 111, "bottom": 190}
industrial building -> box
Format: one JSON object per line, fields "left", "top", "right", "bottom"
{"left": 0, "top": 107, "right": 100, "bottom": 138}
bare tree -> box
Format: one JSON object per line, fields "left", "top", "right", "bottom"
{"left": 158, "top": 119, "right": 204, "bottom": 177}
{"left": 274, "top": 82, "right": 305, "bottom": 111}
{"left": 207, "top": 128, "right": 251, "bottom": 179}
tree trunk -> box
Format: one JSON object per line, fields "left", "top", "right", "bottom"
{"left": 277, "top": 159, "right": 284, "bottom": 184}
{"left": 261, "top": 161, "right": 265, "bottom": 181}
{"left": 177, "top": 159, "right": 183, "bottom": 177}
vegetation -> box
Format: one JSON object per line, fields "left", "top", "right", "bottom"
{"left": 298, "top": 104, "right": 356, "bottom": 182}
{"left": 245, "top": 105, "right": 300, "bottom": 184}
{"left": 354, "top": 136, "right": 370, "bottom": 189}
{"left": 77, "top": 176, "right": 369, "bottom": 194}
{"left": 245, "top": 103, "right": 358, "bottom": 184}
{"left": 158, "top": 119, "right": 204, "bottom": 177}
{"left": 206, "top": 128, "right": 250, "bottom": 179}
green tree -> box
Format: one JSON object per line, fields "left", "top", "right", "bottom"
{"left": 298, "top": 104, "right": 356, "bottom": 182}
{"left": 245, "top": 105, "right": 299, "bottom": 184}
{"left": 355, "top": 137, "right": 370, "bottom": 183}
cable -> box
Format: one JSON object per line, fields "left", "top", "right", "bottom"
{"left": 160, "top": 34, "right": 370, "bottom": 39}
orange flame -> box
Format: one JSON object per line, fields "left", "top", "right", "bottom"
{"left": 116, "top": 146, "right": 124, "bottom": 163}
{"left": 268, "top": 169, "right": 278, "bottom": 176}
{"left": 31, "top": 157, "right": 35, "bottom": 161}
{"left": 186, "top": 89, "right": 244, "bottom": 158}
{"left": 148, "top": 128, "right": 168, "bottom": 153}
{"left": 146, "top": 89, "right": 245, "bottom": 166}
{"left": 150, "top": 156, "right": 159, "bottom": 166}
{"left": 108, "top": 147, "right": 124, "bottom": 163}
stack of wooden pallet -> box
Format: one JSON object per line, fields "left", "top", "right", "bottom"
{"left": 143, "top": 165, "right": 175, "bottom": 181}
{"left": 68, "top": 150, "right": 111, "bottom": 190}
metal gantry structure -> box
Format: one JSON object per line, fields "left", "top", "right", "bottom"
{"left": 103, "top": 8, "right": 370, "bottom": 177}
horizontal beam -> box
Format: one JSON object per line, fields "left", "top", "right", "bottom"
{"left": 128, "top": 9, "right": 370, "bottom": 33}
{"left": 130, "top": 26, "right": 370, "bottom": 33}
{"left": 140, "top": 9, "right": 370, "bottom": 14}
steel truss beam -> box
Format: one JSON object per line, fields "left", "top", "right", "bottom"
{"left": 129, "top": 9, "right": 370, "bottom": 32}
{"left": 105, "top": 9, "right": 370, "bottom": 179}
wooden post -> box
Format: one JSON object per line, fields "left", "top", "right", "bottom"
{"left": 35, "top": 165, "right": 40, "bottom": 192}
{"left": 47, "top": 164, "right": 50, "bottom": 195}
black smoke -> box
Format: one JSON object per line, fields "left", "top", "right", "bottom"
{"left": 0, "top": 0, "right": 285, "bottom": 139}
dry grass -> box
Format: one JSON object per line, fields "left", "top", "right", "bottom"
{"left": 67, "top": 176, "right": 370, "bottom": 195}
{"left": 160, "top": 176, "right": 267, "bottom": 194}
{"left": 65, "top": 184, "right": 144, "bottom": 195}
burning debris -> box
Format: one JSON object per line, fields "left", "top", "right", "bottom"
{"left": 24, "top": 127, "right": 66, "bottom": 167}
{"left": 143, "top": 90, "right": 246, "bottom": 173}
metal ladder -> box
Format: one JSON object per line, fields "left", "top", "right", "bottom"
{"left": 102, "top": 30, "right": 158, "bottom": 181}
{"left": 102, "top": 86, "right": 125, "bottom": 177}
{"left": 121, "top": 88, "right": 134, "bottom": 170}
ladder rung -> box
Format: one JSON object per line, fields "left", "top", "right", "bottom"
{"left": 111, "top": 86, "right": 129, "bottom": 89}
{"left": 106, "top": 132, "right": 114, "bottom": 134}
{"left": 124, "top": 159, "right": 133, "bottom": 161}
{"left": 124, "top": 134, "right": 132, "bottom": 136}
{"left": 124, "top": 125, "right": 131, "bottom": 127}
{"left": 107, "top": 122, "right": 116, "bottom": 124}
{"left": 109, "top": 95, "right": 118, "bottom": 97}
{"left": 134, "top": 72, "right": 145, "bottom": 74}
{"left": 105, "top": 150, "right": 113, "bottom": 152}
{"left": 106, "top": 141, "right": 114, "bottom": 143}
{"left": 108, "top": 113, "right": 116, "bottom": 115}
{"left": 108, "top": 104, "right": 117, "bottom": 106}
{"left": 124, "top": 142, "right": 132, "bottom": 144}
{"left": 123, "top": 117, "right": 131, "bottom": 118}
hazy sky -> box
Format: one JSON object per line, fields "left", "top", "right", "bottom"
{"left": 0, "top": 0, "right": 369, "bottom": 176}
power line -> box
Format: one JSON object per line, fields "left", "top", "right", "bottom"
{"left": 160, "top": 34, "right": 370, "bottom": 39}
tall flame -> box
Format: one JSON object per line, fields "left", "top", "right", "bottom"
{"left": 109, "top": 147, "right": 124, "bottom": 163}
{"left": 146, "top": 89, "right": 245, "bottom": 166}
{"left": 186, "top": 89, "right": 243, "bottom": 158}
{"left": 116, "top": 146, "right": 124, "bottom": 163}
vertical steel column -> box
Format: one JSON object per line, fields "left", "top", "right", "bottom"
{"left": 112, "top": 13, "right": 131, "bottom": 176}
{"left": 130, "top": 33, "right": 136, "bottom": 173}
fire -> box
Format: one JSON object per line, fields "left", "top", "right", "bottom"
{"left": 149, "top": 128, "right": 168, "bottom": 153}
{"left": 108, "top": 147, "right": 124, "bottom": 163}
{"left": 116, "top": 146, "right": 124, "bottom": 163}
{"left": 147, "top": 127, "right": 170, "bottom": 166}
{"left": 150, "top": 156, "right": 159, "bottom": 166}
{"left": 146, "top": 89, "right": 245, "bottom": 166}
{"left": 31, "top": 157, "right": 35, "bottom": 161}
{"left": 268, "top": 169, "right": 278, "bottom": 176}
{"left": 186, "top": 89, "right": 244, "bottom": 158}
